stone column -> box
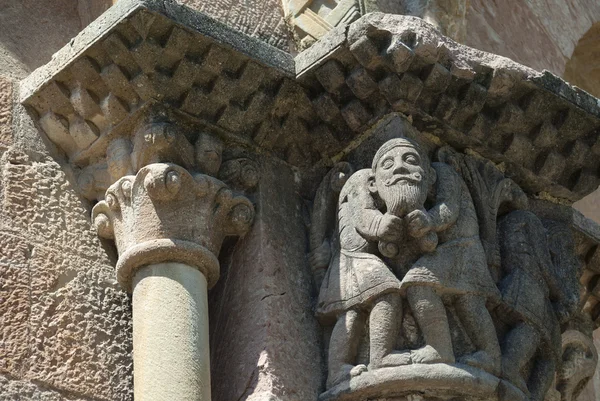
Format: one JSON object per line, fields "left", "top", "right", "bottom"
{"left": 92, "top": 161, "right": 254, "bottom": 400}
{"left": 132, "top": 263, "right": 210, "bottom": 400}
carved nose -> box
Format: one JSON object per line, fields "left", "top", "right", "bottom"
{"left": 393, "top": 163, "right": 410, "bottom": 175}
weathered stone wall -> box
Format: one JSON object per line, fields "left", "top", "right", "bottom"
{"left": 464, "top": 0, "right": 600, "bottom": 84}
{"left": 0, "top": 2, "right": 132, "bottom": 400}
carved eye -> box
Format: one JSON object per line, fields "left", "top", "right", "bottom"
{"left": 382, "top": 157, "right": 394, "bottom": 170}
{"left": 404, "top": 154, "right": 419, "bottom": 165}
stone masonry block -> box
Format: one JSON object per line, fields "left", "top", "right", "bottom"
{"left": 564, "top": 140, "right": 592, "bottom": 169}
{"left": 171, "top": 57, "right": 202, "bottom": 89}
{"left": 313, "top": 93, "right": 342, "bottom": 123}
{"left": 0, "top": 76, "right": 13, "bottom": 149}
{"left": 0, "top": 233, "right": 30, "bottom": 378}
{"left": 572, "top": 171, "right": 600, "bottom": 195}
{"left": 378, "top": 74, "right": 404, "bottom": 104}
{"left": 397, "top": 73, "right": 424, "bottom": 104}
{"left": 532, "top": 121, "right": 559, "bottom": 149}
{"left": 26, "top": 247, "right": 132, "bottom": 401}
{"left": 70, "top": 86, "right": 104, "bottom": 127}
{"left": 0, "top": 374, "right": 90, "bottom": 401}
{"left": 102, "top": 32, "right": 138, "bottom": 71}
{"left": 386, "top": 38, "right": 414, "bottom": 73}
{"left": 2, "top": 150, "right": 112, "bottom": 264}
{"left": 38, "top": 112, "right": 78, "bottom": 156}
{"left": 100, "top": 93, "right": 130, "bottom": 126}
{"left": 537, "top": 151, "right": 565, "bottom": 181}
{"left": 71, "top": 57, "right": 102, "bottom": 87}
{"left": 503, "top": 134, "right": 536, "bottom": 169}
{"left": 434, "top": 94, "right": 459, "bottom": 122}
{"left": 69, "top": 118, "right": 100, "bottom": 149}
{"left": 100, "top": 64, "right": 140, "bottom": 106}
{"left": 349, "top": 35, "right": 383, "bottom": 70}
{"left": 130, "top": 39, "right": 163, "bottom": 74}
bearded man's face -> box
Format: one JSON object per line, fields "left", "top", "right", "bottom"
{"left": 374, "top": 146, "right": 429, "bottom": 216}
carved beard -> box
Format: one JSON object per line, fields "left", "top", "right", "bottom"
{"left": 377, "top": 179, "right": 428, "bottom": 217}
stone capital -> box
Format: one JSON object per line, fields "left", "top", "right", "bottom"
{"left": 92, "top": 162, "right": 254, "bottom": 291}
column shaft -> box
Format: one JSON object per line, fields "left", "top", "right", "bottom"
{"left": 132, "top": 263, "right": 210, "bottom": 401}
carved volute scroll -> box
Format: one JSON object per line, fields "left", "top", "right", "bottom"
{"left": 310, "top": 132, "right": 595, "bottom": 401}
{"left": 90, "top": 122, "right": 256, "bottom": 290}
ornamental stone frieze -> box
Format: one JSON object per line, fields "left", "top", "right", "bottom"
{"left": 19, "top": 0, "right": 600, "bottom": 400}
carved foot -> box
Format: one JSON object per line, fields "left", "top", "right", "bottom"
{"left": 410, "top": 345, "right": 455, "bottom": 364}
{"left": 459, "top": 351, "right": 501, "bottom": 376}
{"left": 327, "top": 364, "right": 367, "bottom": 389}
{"left": 369, "top": 350, "right": 412, "bottom": 369}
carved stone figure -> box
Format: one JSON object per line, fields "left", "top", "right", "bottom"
{"left": 309, "top": 162, "right": 354, "bottom": 290}
{"left": 437, "top": 148, "right": 528, "bottom": 282}
{"left": 395, "top": 154, "right": 501, "bottom": 374}
{"left": 497, "top": 213, "right": 582, "bottom": 401}
{"left": 555, "top": 329, "right": 599, "bottom": 401}
{"left": 316, "top": 167, "right": 404, "bottom": 388}
{"left": 315, "top": 137, "right": 503, "bottom": 393}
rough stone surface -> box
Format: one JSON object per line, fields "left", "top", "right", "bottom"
{"left": 0, "top": 76, "right": 13, "bottom": 150}
{"left": 176, "top": 0, "right": 290, "bottom": 51}
{"left": 209, "top": 158, "right": 322, "bottom": 401}
{"left": 3, "top": 1, "right": 600, "bottom": 400}
{"left": 20, "top": 4, "right": 600, "bottom": 204}
{"left": 0, "top": 150, "right": 132, "bottom": 399}
{"left": 0, "top": 374, "right": 93, "bottom": 401}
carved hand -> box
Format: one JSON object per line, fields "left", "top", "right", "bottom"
{"left": 406, "top": 209, "right": 434, "bottom": 238}
{"left": 377, "top": 214, "right": 404, "bottom": 242}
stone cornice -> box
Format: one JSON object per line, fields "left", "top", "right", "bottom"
{"left": 20, "top": 1, "right": 600, "bottom": 203}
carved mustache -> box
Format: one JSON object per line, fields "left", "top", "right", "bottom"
{"left": 383, "top": 174, "right": 422, "bottom": 186}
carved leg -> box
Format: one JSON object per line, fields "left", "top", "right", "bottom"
{"left": 455, "top": 294, "right": 501, "bottom": 375}
{"left": 407, "top": 286, "right": 455, "bottom": 364}
{"left": 327, "top": 309, "right": 367, "bottom": 389}
{"left": 369, "top": 292, "right": 410, "bottom": 369}
{"left": 501, "top": 322, "right": 540, "bottom": 394}
{"left": 528, "top": 355, "right": 556, "bottom": 401}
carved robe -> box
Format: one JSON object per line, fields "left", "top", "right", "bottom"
{"left": 400, "top": 164, "right": 501, "bottom": 302}
{"left": 317, "top": 169, "right": 401, "bottom": 318}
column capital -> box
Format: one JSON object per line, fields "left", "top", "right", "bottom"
{"left": 92, "top": 161, "right": 254, "bottom": 291}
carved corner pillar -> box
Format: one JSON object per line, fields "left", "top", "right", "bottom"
{"left": 91, "top": 160, "right": 253, "bottom": 400}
